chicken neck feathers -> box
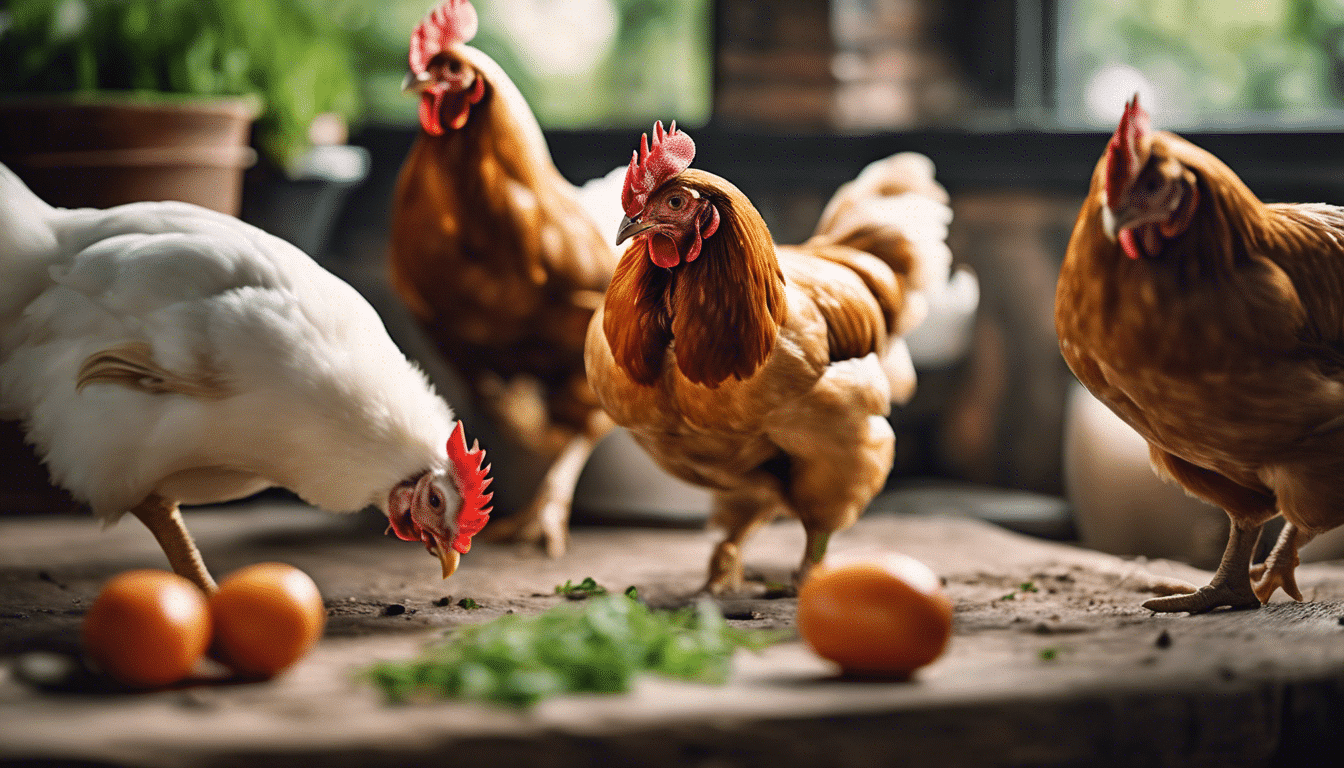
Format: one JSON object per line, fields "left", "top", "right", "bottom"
{"left": 389, "top": 45, "right": 619, "bottom": 320}
{"left": 1057, "top": 136, "right": 1344, "bottom": 474}
{"left": 600, "top": 155, "right": 951, "bottom": 403}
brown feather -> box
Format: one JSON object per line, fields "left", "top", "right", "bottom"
{"left": 77, "top": 342, "right": 230, "bottom": 399}
{"left": 798, "top": 242, "right": 903, "bottom": 357}
{"left": 1057, "top": 127, "right": 1344, "bottom": 558}
{"left": 602, "top": 243, "right": 672, "bottom": 386}
{"left": 586, "top": 151, "right": 949, "bottom": 594}
{"left": 603, "top": 169, "right": 785, "bottom": 388}
{"left": 388, "top": 48, "right": 614, "bottom": 436}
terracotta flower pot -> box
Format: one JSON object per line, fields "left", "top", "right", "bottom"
{"left": 0, "top": 94, "right": 258, "bottom": 214}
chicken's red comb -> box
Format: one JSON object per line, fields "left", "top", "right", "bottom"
{"left": 1106, "top": 93, "right": 1150, "bottom": 205}
{"left": 409, "top": 0, "right": 479, "bottom": 76}
{"left": 447, "top": 421, "right": 492, "bottom": 554}
{"left": 622, "top": 121, "right": 696, "bottom": 217}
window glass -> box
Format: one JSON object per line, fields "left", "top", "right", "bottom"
{"left": 1056, "top": 0, "right": 1344, "bottom": 127}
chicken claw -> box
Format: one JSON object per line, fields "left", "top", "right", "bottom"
{"left": 1142, "top": 521, "right": 1261, "bottom": 613}
{"left": 479, "top": 425, "right": 601, "bottom": 557}
{"left": 1250, "top": 563, "right": 1302, "bottom": 604}
{"left": 703, "top": 541, "right": 744, "bottom": 596}
{"left": 1141, "top": 584, "right": 1261, "bottom": 614}
{"left": 480, "top": 497, "right": 570, "bottom": 559}
{"left": 1250, "top": 522, "right": 1309, "bottom": 603}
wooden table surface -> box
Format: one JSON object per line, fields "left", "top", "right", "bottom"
{"left": 3, "top": 497, "right": 1344, "bottom": 767}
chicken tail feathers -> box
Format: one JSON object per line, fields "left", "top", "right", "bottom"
{"left": 811, "top": 152, "right": 954, "bottom": 337}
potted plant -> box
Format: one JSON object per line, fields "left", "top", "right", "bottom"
{"left": 0, "top": 0, "right": 364, "bottom": 215}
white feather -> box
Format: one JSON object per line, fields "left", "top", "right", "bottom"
{"left": 0, "top": 163, "right": 455, "bottom": 522}
{"left": 573, "top": 164, "right": 630, "bottom": 247}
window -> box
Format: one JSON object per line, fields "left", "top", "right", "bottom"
{"left": 1055, "top": 0, "right": 1344, "bottom": 128}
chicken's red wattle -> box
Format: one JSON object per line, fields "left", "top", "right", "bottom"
{"left": 1118, "top": 228, "right": 1142, "bottom": 260}
{"left": 649, "top": 234, "right": 681, "bottom": 268}
{"left": 419, "top": 78, "right": 483, "bottom": 136}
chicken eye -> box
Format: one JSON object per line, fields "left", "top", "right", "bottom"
{"left": 667, "top": 195, "right": 685, "bottom": 210}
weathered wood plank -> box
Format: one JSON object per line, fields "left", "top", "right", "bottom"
{"left": 2, "top": 499, "right": 1344, "bottom": 766}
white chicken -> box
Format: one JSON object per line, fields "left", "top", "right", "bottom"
{"left": 0, "top": 162, "right": 492, "bottom": 593}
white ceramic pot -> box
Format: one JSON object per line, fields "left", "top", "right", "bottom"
{"left": 1063, "top": 384, "right": 1229, "bottom": 568}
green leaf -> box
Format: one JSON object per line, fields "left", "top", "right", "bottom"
{"left": 555, "top": 577, "right": 608, "bottom": 599}
{"left": 0, "top": 0, "right": 363, "bottom": 168}
{"left": 363, "top": 593, "right": 781, "bottom": 707}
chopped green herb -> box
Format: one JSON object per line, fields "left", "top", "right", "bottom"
{"left": 555, "top": 577, "right": 608, "bottom": 599}
{"left": 1039, "top": 647, "right": 1060, "bottom": 661}
{"left": 457, "top": 598, "right": 481, "bottom": 610}
{"left": 623, "top": 586, "right": 639, "bottom": 600}
{"left": 364, "top": 593, "right": 782, "bottom": 707}
{"left": 1001, "top": 582, "right": 1041, "bottom": 601}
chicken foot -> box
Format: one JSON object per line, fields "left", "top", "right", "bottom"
{"left": 797, "top": 530, "right": 832, "bottom": 588}
{"left": 1250, "top": 522, "right": 1313, "bottom": 603}
{"left": 703, "top": 487, "right": 780, "bottom": 596}
{"left": 1141, "top": 521, "right": 1262, "bottom": 613}
{"left": 130, "top": 494, "right": 217, "bottom": 594}
{"left": 481, "top": 420, "right": 605, "bottom": 557}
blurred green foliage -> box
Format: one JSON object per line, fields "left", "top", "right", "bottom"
{"left": 0, "top": 0, "right": 364, "bottom": 167}
{"left": 1062, "top": 0, "right": 1344, "bottom": 124}
{"left": 0, "top": 0, "right": 710, "bottom": 164}
{"left": 350, "top": 0, "right": 712, "bottom": 129}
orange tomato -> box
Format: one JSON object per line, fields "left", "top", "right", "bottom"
{"left": 208, "top": 562, "right": 325, "bottom": 678}
{"left": 796, "top": 554, "right": 953, "bottom": 677}
{"left": 81, "top": 569, "right": 212, "bottom": 688}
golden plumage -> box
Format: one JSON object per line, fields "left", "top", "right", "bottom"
{"left": 1057, "top": 111, "right": 1344, "bottom": 613}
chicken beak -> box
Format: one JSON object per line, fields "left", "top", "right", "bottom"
{"left": 438, "top": 547, "right": 461, "bottom": 579}
{"left": 402, "top": 70, "right": 432, "bottom": 94}
{"left": 616, "top": 215, "right": 656, "bottom": 245}
{"left": 428, "top": 541, "right": 461, "bottom": 580}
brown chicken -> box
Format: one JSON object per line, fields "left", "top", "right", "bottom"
{"left": 1056, "top": 95, "right": 1344, "bottom": 613}
{"left": 390, "top": 0, "right": 624, "bottom": 556}
{"left": 585, "top": 122, "right": 953, "bottom": 593}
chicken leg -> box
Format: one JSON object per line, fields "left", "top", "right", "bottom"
{"left": 481, "top": 423, "right": 605, "bottom": 557}
{"left": 703, "top": 485, "right": 781, "bottom": 595}
{"left": 130, "top": 494, "right": 217, "bottom": 594}
{"left": 1141, "top": 449, "right": 1276, "bottom": 613}
{"left": 1141, "top": 520, "right": 1262, "bottom": 613}
{"left": 1250, "top": 522, "right": 1313, "bottom": 603}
